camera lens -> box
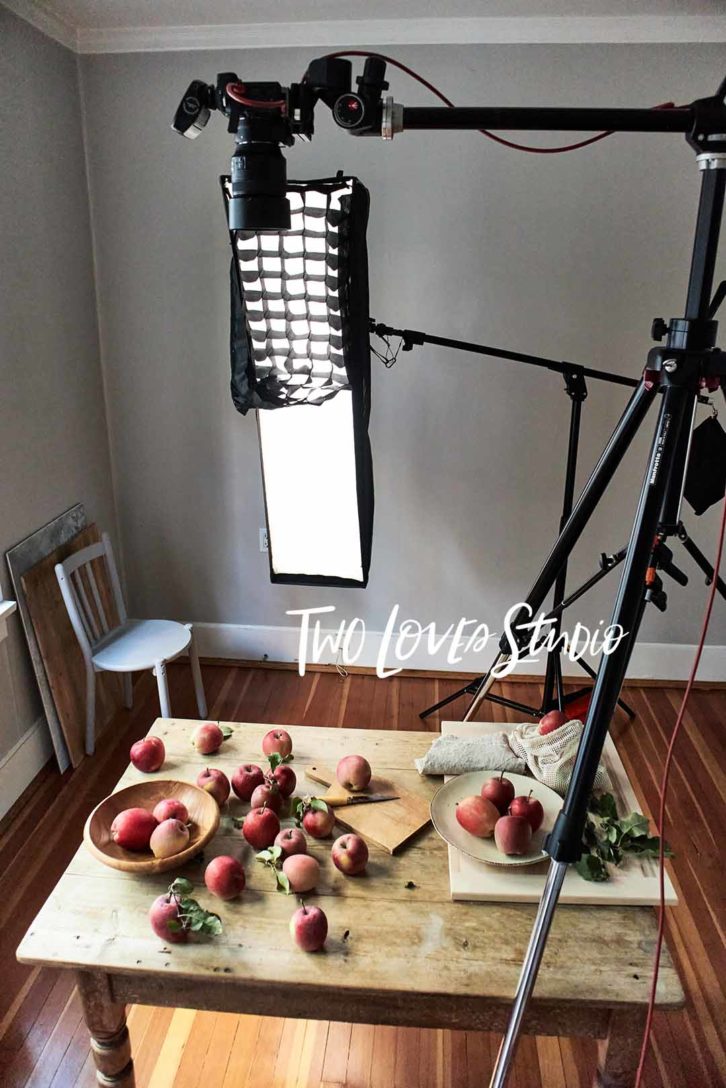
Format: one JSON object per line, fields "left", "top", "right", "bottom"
{"left": 229, "top": 193, "right": 291, "bottom": 231}
{"left": 229, "top": 117, "right": 291, "bottom": 232}
{"left": 333, "top": 93, "right": 366, "bottom": 129}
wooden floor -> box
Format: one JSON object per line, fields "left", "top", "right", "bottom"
{"left": 0, "top": 663, "right": 724, "bottom": 1087}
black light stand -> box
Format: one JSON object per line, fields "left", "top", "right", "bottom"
{"left": 368, "top": 320, "right": 640, "bottom": 722}
{"left": 359, "top": 80, "right": 726, "bottom": 1085}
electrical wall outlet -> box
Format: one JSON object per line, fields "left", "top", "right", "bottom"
{"left": 259, "top": 527, "right": 269, "bottom": 552}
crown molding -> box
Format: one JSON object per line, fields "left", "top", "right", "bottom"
{"left": 3, "top": 0, "right": 77, "bottom": 50}
{"left": 75, "top": 16, "right": 726, "bottom": 54}
{"left": 4, "top": 9, "right": 726, "bottom": 55}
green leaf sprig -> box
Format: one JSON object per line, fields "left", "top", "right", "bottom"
{"left": 267, "top": 751, "right": 293, "bottom": 770}
{"left": 256, "top": 846, "right": 291, "bottom": 894}
{"left": 166, "top": 878, "right": 223, "bottom": 935}
{"left": 575, "top": 793, "right": 672, "bottom": 883}
{"left": 220, "top": 724, "right": 234, "bottom": 740}
{"left": 290, "top": 796, "right": 329, "bottom": 828}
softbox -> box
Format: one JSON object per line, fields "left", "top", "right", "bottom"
{"left": 222, "top": 175, "right": 374, "bottom": 587}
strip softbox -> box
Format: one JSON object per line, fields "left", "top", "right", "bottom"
{"left": 222, "top": 175, "right": 374, "bottom": 587}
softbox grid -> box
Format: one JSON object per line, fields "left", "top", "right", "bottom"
{"left": 221, "top": 175, "right": 374, "bottom": 589}
{"left": 222, "top": 177, "right": 357, "bottom": 409}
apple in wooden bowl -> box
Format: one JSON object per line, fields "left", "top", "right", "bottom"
{"left": 83, "top": 780, "right": 220, "bottom": 875}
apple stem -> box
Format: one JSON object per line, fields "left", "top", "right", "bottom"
{"left": 528, "top": 790, "right": 534, "bottom": 800}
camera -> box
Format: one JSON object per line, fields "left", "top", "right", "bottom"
{"left": 172, "top": 58, "right": 395, "bottom": 230}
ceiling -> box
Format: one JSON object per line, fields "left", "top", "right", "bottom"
{"left": 5, "top": 0, "right": 726, "bottom": 53}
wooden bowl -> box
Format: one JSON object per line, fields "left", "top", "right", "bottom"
{"left": 83, "top": 779, "right": 220, "bottom": 875}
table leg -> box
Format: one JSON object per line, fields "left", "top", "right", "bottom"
{"left": 595, "top": 1007, "right": 647, "bottom": 1088}
{"left": 77, "top": 971, "right": 135, "bottom": 1088}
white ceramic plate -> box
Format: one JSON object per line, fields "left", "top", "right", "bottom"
{"left": 430, "top": 771, "right": 562, "bottom": 868}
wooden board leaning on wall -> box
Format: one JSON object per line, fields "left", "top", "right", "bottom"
{"left": 21, "top": 525, "right": 123, "bottom": 767}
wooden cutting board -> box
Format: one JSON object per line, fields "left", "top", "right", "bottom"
{"left": 306, "top": 764, "right": 430, "bottom": 854}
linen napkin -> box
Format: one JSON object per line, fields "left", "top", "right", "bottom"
{"left": 415, "top": 720, "right": 611, "bottom": 796}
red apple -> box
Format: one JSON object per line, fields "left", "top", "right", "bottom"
{"left": 494, "top": 814, "right": 533, "bottom": 856}
{"left": 152, "top": 798, "right": 188, "bottom": 824}
{"left": 509, "top": 791, "right": 544, "bottom": 832}
{"left": 275, "top": 827, "right": 308, "bottom": 858}
{"left": 282, "top": 854, "right": 320, "bottom": 893}
{"left": 204, "top": 855, "right": 246, "bottom": 900}
{"left": 250, "top": 782, "right": 283, "bottom": 815}
{"left": 197, "top": 767, "right": 231, "bottom": 806}
{"left": 269, "top": 764, "right": 296, "bottom": 798}
{"left": 262, "top": 729, "right": 293, "bottom": 758}
{"left": 149, "top": 893, "right": 188, "bottom": 943}
{"left": 538, "top": 710, "right": 568, "bottom": 736}
{"left": 336, "top": 754, "right": 372, "bottom": 791}
{"left": 289, "top": 904, "right": 327, "bottom": 952}
{"left": 455, "top": 795, "right": 499, "bottom": 838}
{"left": 111, "top": 807, "right": 158, "bottom": 851}
{"left": 231, "top": 764, "right": 265, "bottom": 802}
{"left": 192, "top": 722, "right": 224, "bottom": 755}
{"left": 242, "top": 806, "right": 280, "bottom": 849}
{"left": 150, "top": 818, "right": 190, "bottom": 859}
{"left": 302, "top": 806, "right": 336, "bottom": 839}
{"left": 130, "top": 736, "right": 165, "bottom": 773}
{"left": 481, "top": 772, "right": 515, "bottom": 815}
{"left": 331, "top": 833, "right": 369, "bottom": 876}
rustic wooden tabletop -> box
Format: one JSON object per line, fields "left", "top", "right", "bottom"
{"left": 17, "top": 719, "right": 684, "bottom": 1088}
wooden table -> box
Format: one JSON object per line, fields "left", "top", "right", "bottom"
{"left": 17, "top": 719, "right": 684, "bottom": 1088}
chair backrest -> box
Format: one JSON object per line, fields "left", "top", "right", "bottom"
{"left": 55, "top": 532, "right": 127, "bottom": 658}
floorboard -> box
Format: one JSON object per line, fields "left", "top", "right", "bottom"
{"left": 0, "top": 663, "right": 723, "bottom": 1086}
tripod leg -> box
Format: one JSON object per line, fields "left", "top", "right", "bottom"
{"left": 543, "top": 381, "right": 586, "bottom": 710}
{"left": 458, "top": 384, "right": 654, "bottom": 725}
{"left": 678, "top": 524, "right": 726, "bottom": 599}
{"left": 553, "top": 652, "right": 566, "bottom": 710}
{"left": 419, "top": 681, "right": 479, "bottom": 719}
{"left": 463, "top": 652, "right": 508, "bottom": 720}
{"left": 506, "top": 381, "right": 655, "bottom": 637}
{"left": 490, "top": 376, "right": 700, "bottom": 1087}
{"left": 490, "top": 858, "right": 568, "bottom": 1088}
{"left": 573, "top": 656, "right": 637, "bottom": 719}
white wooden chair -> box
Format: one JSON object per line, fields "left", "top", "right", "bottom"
{"left": 55, "top": 532, "right": 207, "bottom": 755}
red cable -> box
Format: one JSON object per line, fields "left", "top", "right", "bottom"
{"left": 226, "top": 82, "right": 287, "bottom": 111}
{"left": 321, "top": 50, "right": 682, "bottom": 154}
{"left": 634, "top": 492, "right": 726, "bottom": 1086}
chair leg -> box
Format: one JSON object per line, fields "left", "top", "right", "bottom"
{"left": 122, "top": 674, "right": 133, "bottom": 710}
{"left": 154, "top": 661, "right": 171, "bottom": 718}
{"left": 85, "top": 668, "right": 97, "bottom": 756}
{"left": 186, "top": 624, "right": 208, "bottom": 718}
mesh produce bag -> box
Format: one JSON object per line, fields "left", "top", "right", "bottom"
{"left": 507, "top": 721, "right": 611, "bottom": 794}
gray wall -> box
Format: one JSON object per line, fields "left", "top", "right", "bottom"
{"left": 79, "top": 42, "right": 726, "bottom": 651}
{"left": 0, "top": 8, "right": 117, "bottom": 761}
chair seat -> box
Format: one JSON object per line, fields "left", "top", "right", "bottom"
{"left": 92, "top": 619, "right": 191, "bottom": 673}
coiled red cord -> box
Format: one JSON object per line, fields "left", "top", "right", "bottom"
{"left": 634, "top": 492, "right": 726, "bottom": 1086}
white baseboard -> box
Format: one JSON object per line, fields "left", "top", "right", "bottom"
{"left": 0, "top": 716, "right": 53, "bottom": 821}
{"left": 192, "top": 622, "right": 726, "bottom": 683}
